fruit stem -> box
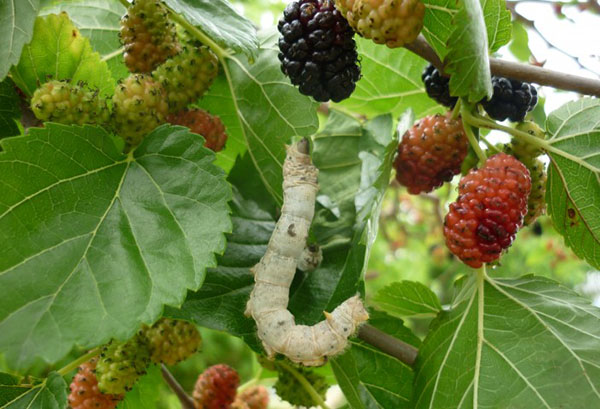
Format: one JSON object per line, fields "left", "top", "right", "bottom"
{"left": 56, "top": 348, "right": 100, "bottom": 376}
{"left": 462, "top": 110, "right": 551, "bottom": 152}
{"left": 161, "top": 364, "right": 196, "bottom": 409}
{"left": 480, "top": 135, "right": 502, "bottom": 154}
{"left": 101, "top": 47, "right": 125, "bottom": 62}
{"left": 238, "top": 366, "right": 263, "bottom": 393}
{"left": 451, "top": 99, "right": 462, "bottom": 120}
{"left": 279, "top": 361, "right": 332, "bottom": 409}
{"left": 461, "top": 106, "right": 487, "bottom": 165}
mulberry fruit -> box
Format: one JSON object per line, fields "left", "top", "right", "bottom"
{"left": 444, "top": 153, "right": 531, "bottom": 268}
{"left": 394, "top": 112, "right": 468, "bottom": 194}
{"left": 481, "top": 77, "right": 538, "bottom": 122}
{"left": 512, "top": 121, "right": 545, "bottom": 159}
{"left": 193, "top": 364, "right": 240, "bottom": 409}
{"left": 523, "top": 158, "right": 546, "bottom": 226}
{"left": 142, "top": 318, "right": 202, "bottom": 365}
{"left": 68, "top": 358, "right": 123, "bottom": 409}
{"left": 274, "top": 365, "right": 328, "bottom": 407}
{"left": 96, "top": 335, "right": 151, "bottom": 395}
{"left": 344, "top": 0, "right": 425, "bottom": 48}
{"left": 234, "top": 386, "right": 269, "bottom": 409}
{"left": 167, "top": 109, "right": 228, "bottom": 152}
{"left": 112, "top": 74, "right": 169, "bottom": 146}
{"left": 120, "top": 0, "right": 180, "bottom": 73}
{"left": 152, "top": 44, "right": 219, "bottom": 113}
{"left": 277, "top": 0, "right": 361, "bottom": 102}
{"left": 422, "top": 64, "right": 457, "bottom": 108}
{"left": 31, "top": 80, "right": 109, "bottom": 126}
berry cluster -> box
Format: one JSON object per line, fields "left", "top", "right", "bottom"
{"left": 69, "top": 318, "right": 201, "bottom": 404}
{"left": 167, "top": 109, "right": 228, "bottom": 152}
{"left": 30, "top": 9, "right": 220, "bottom": 149}
{"left": 278, "top": 0, "right": 361, "bottom": 102}
{"left": 120, "top": 0, "right": 180, "bottom": 73}
{"left": 394, "top": 112, "right": 468, "bottom": 194}
{"left": 421, "top": 67, "right": 538, "bottom": 124}
{"left": 444, "top": 153, "right": 531, "bottom": 268}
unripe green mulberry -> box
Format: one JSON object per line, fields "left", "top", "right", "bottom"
{"left": 120, "top": 0, "right": 180, "bottom": 73}
{"left": 512, "top": 121, "right": 545, "bottom": 159}
{"left": 152, "top": 44, "right": 218, "bottom": 113}
{"left": 141, "top": 318, "right": 202, "bottom": 365}
{"left": 112, "top": 74, "right": 168, "bottom": 146}
{"left": 31, "top": 80, "right": 109, "bottom": 125}
{"left": 96, "top": 335, "right": 151, "bottom": 395}
{"left": 523, "top": 158, "right": 547, "bottom": 226}
{"left": 274, "top": 366, "right": 328, "bottom": 407}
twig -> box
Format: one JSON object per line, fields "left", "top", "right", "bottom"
{"left": 506, "top": 3, "right": 600, "bottom": 76}
{"left": 404, "top": 35, "right": 600, "bottom": 97}
{"left": 161, "top": 364, "right": 195, "bottom": 409}
{"left": 358, "top": 324, "right": 419, "bottom": 367}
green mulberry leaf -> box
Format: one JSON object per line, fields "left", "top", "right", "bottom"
{"left": 0, "top": 124, "right": 231, "bottom": 370}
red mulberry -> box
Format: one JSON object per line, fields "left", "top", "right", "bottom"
{"left": 68, "top": 358, "right": 123, "bottom": 409}
{"left": 193, "top": 364, "right": 240, "bottom": 409}
{"left": 394, "top": 113, "right": 468, "bottom": 194}
{"left": 444, "top": 153, "right": 531, "bottom": 268}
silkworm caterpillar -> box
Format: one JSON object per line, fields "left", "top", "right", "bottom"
{"left": 245, "top": 139, "right": 369, "bottom": 366}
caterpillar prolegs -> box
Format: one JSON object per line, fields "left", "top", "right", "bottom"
{"left": 245, "top": 139, "right": 369, "bottom": 366}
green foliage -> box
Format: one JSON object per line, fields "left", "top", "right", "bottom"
{"left": 444, "top": 0, "right": 492, "bottom": 102}
{"left": 163, "top": 0, "right": 259, "bottom": 59}
{"left": 0, "top": 371, "right": 66, "bottom": 409}
{"left": 509, "top": 21, "right": 532, "bottom": 62}
{"left": 413, "top": 275, "right": 600, "bottom": 408}
{"left": 0, "top": 124, "right": 231, "bottom": 370}
{"left": 216, "top": 31, "right": 319, "bottom": 204}
{"left": 422, "top": 0, "right": 511, "bottom": 59}
{"left": 10, "top": 13, "right": 115, "bottom": 97}
{"left": 0, "top": 0, "right": 41, "bottom": 81}
{"left": 0, "top": 0, "right": 599, "bottom": 407}
{"left": 337, "top": 38, "right": 440, "bottom": 118}
{"left": 39, "top": 0, "right": 128, "bottom": 80}
{"left": 545, "top": 98, "right": 600, "bottom": 270}
{"left": 374, "top": 281, "right": 442, "bottom": 318}
{"left": 332, "top": 311, "right": 420, "bottom": 408}
{"left": 0, "top": 78, "right": 21, "bottom": 139}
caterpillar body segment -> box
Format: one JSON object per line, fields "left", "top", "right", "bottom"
{"left": 245, "top": 140, "right": 369, "bottom": 366}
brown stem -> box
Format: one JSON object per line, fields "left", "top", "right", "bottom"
{"left": 358, "top": 324, "right": 419, "bottom": 367}
{"left": 161, "top": 364, "right": 195, "bottom": 409}
{"left": 404, "top": 35, "right": 600, "bottom": 97}
{"left": 506, "top": 3, "right": 599, "bottom": 75}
